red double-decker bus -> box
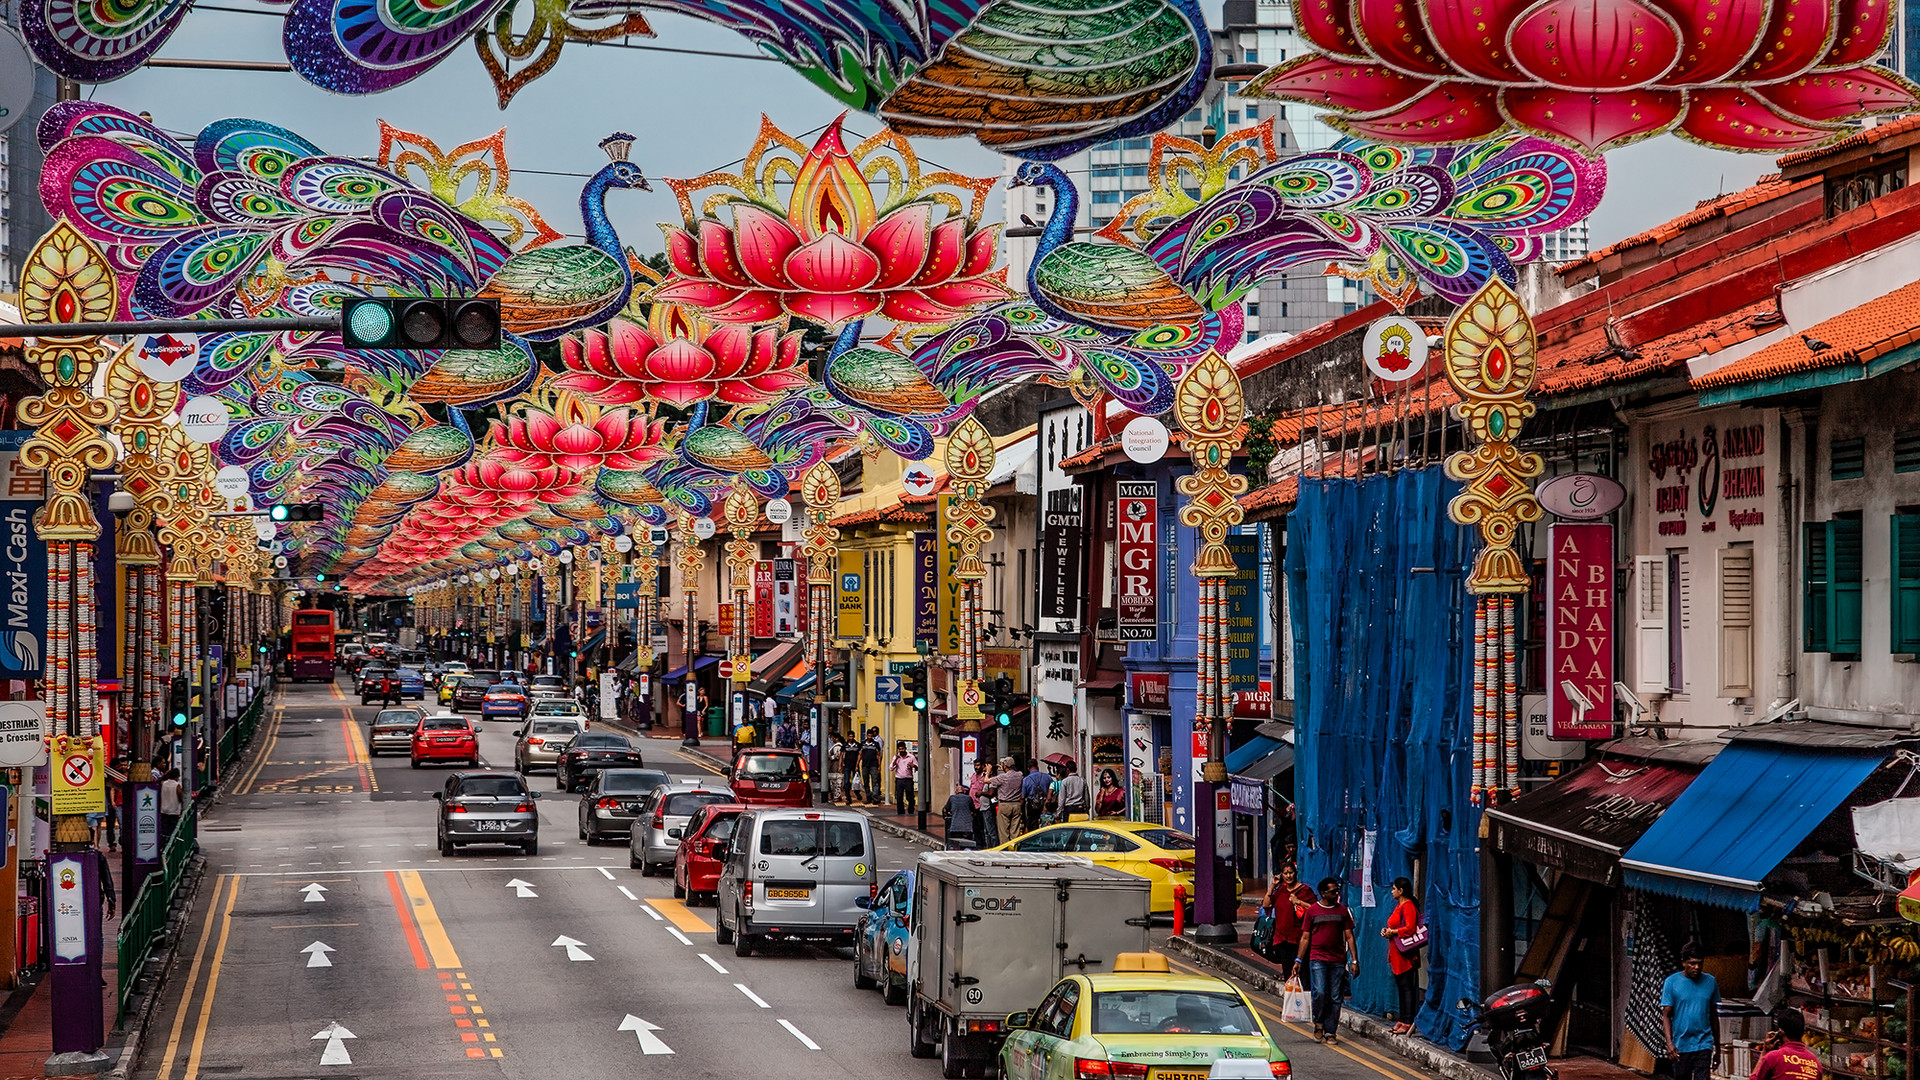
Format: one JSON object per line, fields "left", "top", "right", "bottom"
{"left": 289, "top": 609, "right": 337, "bottom": 682}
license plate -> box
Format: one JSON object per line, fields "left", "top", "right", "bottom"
{"left": 756, "top": 781, "right": 787, "bottom": 790}
{"left": 766, "top": 887, "right": 810, "bottom": 899}
{"left": 474, "top": 821, "right": 511, "bottom": 832}
{"left": 620, "top": 802, "right": 640, "bottom": 812}
{"left": 1153, "top": 1071, "right": 1208, "bottom": 1080}
{"left": 1515, "top": 1047, "right": 1548, "bottom": 1070}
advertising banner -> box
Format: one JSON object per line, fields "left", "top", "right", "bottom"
{"left": 1547, "top": 522, "right": 1615, "bottom": 739}
{"left": 753, "top": 561, "right": 775, "bottom": 638}
{"left": 1115, "top": 480, "right": 1158, "bottom": 640}
{"left": 1225, "top": 533, "right": 1259, "bottom": 695}
{"left": 913, "top": 532, "right": 937, "bottom": 647}
{"left": 937, "top": 497, "right": 963, "bottom": 653}
{"left": 772, "top": 559, "right": 798, "bottom": 637}
{"left": 0, "top": 432, "right": 46, "bottom": 678}
{"left": 1039, "top": 483, "right": 1085, "bottom": 631}
{"left": 837, "top": 550, "right": 863, "bottom": 639}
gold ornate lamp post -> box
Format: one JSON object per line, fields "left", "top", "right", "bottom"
{"left": 723, "top": 484, "right": 757, "bottom": 736}
{"left": 1173, "top": 350, "right": 1249, "bottom": 944}
{"left": 800, "top": 463, "right": 840, "bottom": 754}
{"left": 19, "top": 220, "right": 119, "bottom": 1063}
{"left": 942, "top": 418, "right": 996, "bottom": 733}
{"left": 674, "top": 510, "right": 707, "bottom": 743}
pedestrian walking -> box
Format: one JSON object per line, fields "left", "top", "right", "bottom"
{"left": 826, "top": 735, "right": 848, "bottom": 804}
{"left": 733, "top": 717, "right": 756, "bottom": 753}
{"left": 1256, "top": 863, "right": 1314, "bottom": 969}
{"left": 1056, "top": 766, "right": 1089, "bottom": 822}
{"left": 1661, "top": 945, "right": 1720, "bottom": 1080}
{"left": 1290, "top": 878, "right": 1359, "bottom": 1045}
{"left": 158, "top": 769, "right": 183, "bottom": 841}
{"left": 841, "top": 732, "right": 861, "bottom": 805}
{"left": 1382, "top": 877, "right": 1422, "bottom": 1033}
{"left": 891, "top": 742, "right": 918, "bottom": 815}
{"left": 860, "top": 729, "right": 883, "bottom": 806}
{"left": 991, "top": 757, "right": 1026, "bottom": 841}
{"left": 969, "top": 760, "right": 998, "bottom": 847}
{"left": 1020, "top": 761, "right": 1051, "bottom": 832}
{"left": 1748, "top": 1010, "right": 1820, "bottom": 1080}
{"left": 1094, "top": 768, "right": 1126, "bottom": 818}
{"left": 941, "top": 784, "right": 978, "bottom": 848}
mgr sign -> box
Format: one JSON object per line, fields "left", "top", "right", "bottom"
{"left": 1547, "top": 523, "right": 1614, "bottom": 739}
{"left": 1115, "top": 481, "right": 1158, "bottom": 640}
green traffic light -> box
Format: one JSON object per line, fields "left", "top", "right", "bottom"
{"left": 270, "top": 504, "right": 289, "bottom": 522}
{"left": 171, "top": 712, "right": 187, "bottom": 727}
{"left": 913, "top": 696, "right": 927, "bottom": 710}
{"left": 344, "top": 298, "right": 396, "bottom": 346}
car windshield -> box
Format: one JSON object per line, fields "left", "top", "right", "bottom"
{"left": 457, "top": 778, "right": 526, "bottom": 797}
{"left": 738, "top": 754, "right": 803, "bottom": 780}
{"left": 396, "top": 668, "right": 421, "bottom": 679}
{"left": 376, "top": 710, "right": 420, "bottom": 723}
{"left": 459, "top": 678, "right": 490, "bottom": 689}
{"left": 575, "top": 734, "right": 629, "bottom": 749}
{"left": 532, "top": 702, "right": 579, "bottom": 715}
{"left": 599, "top": 770, "right": 669, "bottom": 794}
{"left": 663, "top": 791, "right": 730, "bottom": 816}
{"left": 422, "top": 718, "right": 468, "bottom": 731}
{"left": 531, "top": 677, "right": 562, "bottom": 688}
{"left": 364, "top": 668, "right": 391, "bottom": 679}
{"left": 1089, "top": 990, "right": 1259, "bottom": 1036}
{"left": 758, "top": 820, "right": 865, "bottom": 857}
{"left": 530, "top": 721, "right": 578, "bottom": 736}
{"left": 487, "top": 684, "right": 523, "bottom": 695}
{"left": 1134, "top": 829, "right": 1196, "bottom": 852}
{"left": 706, "top": 816, "right": 740, "bottom": 842}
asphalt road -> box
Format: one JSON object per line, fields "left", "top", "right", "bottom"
{"left": 132, "top": 678, "right": 1424, "bottom": 1080}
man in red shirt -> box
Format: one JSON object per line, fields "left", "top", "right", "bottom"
{"left": 1290, "top": 878, "right": 1359, "bottom": 1045}
{"left": 1749, "top": 1011, "right": 1821, "bottom": 1080}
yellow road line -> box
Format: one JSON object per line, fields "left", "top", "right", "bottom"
{"left": 398, "top": 870, "right": 463, "bottom": 969}
{"left": 646, "top": 897, "right": 715, "bottom": 933}
{"left": 330, "top": 682, "right": 344, "bottom": 701}
{"left": 182, "top": 875, "right": 243, "bottom": 1080}
{"left": 154, "top": 874, "right": 229, "bottom": 1080}
{"left": 234, "top": 708, "right": 282, "bottom": 794}
{"left": 1161, "top": 952, "right": 1426, "bottom": 1080}
{"left": 341, "top": 713, "right": 377, "bottom": 792}
{"left": 674, "top": 748, "right": 724, "bottom": 776}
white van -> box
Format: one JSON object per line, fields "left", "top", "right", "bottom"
{"left": 714, "top": 808, "right": 875, "bottom": 957}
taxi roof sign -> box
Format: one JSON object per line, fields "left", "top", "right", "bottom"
{"left": 1112, "top": 952, "right": 1169, "bottom": 973}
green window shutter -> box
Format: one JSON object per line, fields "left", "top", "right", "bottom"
{"left": 1831, "top": 517, "right": 1864, "bottom": 655}
{"left": 1805, "top": 521, "right": 1830, "bottom": 653}
{"left": 1894, "top": 515, "right": 1920, "bottom": 652}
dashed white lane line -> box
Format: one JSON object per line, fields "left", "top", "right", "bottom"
{"left": 698, "top": 953, "right": 728, "bottom": 974}
{"left": 597, "top": 867, "right": 615, "bottom": 880}
{"left": 735, "top": 984, "right": 769, "bottom": 1008}
{"left": 618, "top": 886, "right": 638, "bottom": 901}
{"left": 666, "top": 927, "right": 692, "bottom": 946}
{"left": 641, "top": 904, "right": 664, "bottom": 920}
{"left": 778, "top": 1020, "right": 820, "bottom": 1050}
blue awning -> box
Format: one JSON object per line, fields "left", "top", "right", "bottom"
{"left": 774, "top": 672, "right": 816, "bottom": 700}
{"left": 663, "top": 655, "right": 722, "bottom": 681}
{"left": 1620, "top": 740, "right": 1886, "bottom": 911}
{"left": 580, "top": 629, "right": 606, "bottom": 653}
{"left": 1227, "top": 735, "right": 1287, "bottom": 775}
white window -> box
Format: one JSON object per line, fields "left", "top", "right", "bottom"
{"left": 1717, "top": 545, "right": 1754, "bottom": 697}
{"left": 1633, "top": 555, "right": 1668, "bottom": 696}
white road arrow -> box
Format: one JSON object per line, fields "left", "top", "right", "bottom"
{"left": 300, "top": 883, "right": 328, "bottom": 903}
{"left": 301, "top": 941, "right": 335, "bottom": 968}
{"left": 618, "top": 1014, "right": 673, "bottom": 1055}
{"left": 311, "top": 1022, "right": 355, "bottom": 1065}
{"left": 551, "top": 935, "right": 594, "bottom": 961}
{"left": 505, "top": 878, "right": 537, "bottom": 898}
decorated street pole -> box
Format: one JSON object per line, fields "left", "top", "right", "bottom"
{"left": 943, "top": 418, "right": 995, "bottom": 736}
{"left": 1174, "top": 350, "right": 1248, "bottom": 945}
{"left": 724, "top": 484, "right": 756, "bottom": 742}
{"left": 675, "top": 510, "right": 706, "bottom": 745}
{"left": 19, "top": 220, "right": 119, "bottom": 1068}
{"left": 800, "top": 463, "right": 840, "bottom": 773}
{"left": 633, "top": 525, "right": 660, "bottom": 726}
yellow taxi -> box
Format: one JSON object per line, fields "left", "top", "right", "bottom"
{"left": 436, "top": 667, "right": 468, "bottom": 706}
{"left": 1000, "top": 954, "right": 1289, "bottom": 1080}
{"left": 992, "top": 821, "right": 1195, "bottom": 915}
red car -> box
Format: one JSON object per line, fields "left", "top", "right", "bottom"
{"left": 673, "top": 802, "right": 746, "bottom": 904}
{"left": 411, "top": 714, "right": 479, "bottom": 768}
{"left": 727, "top": 748, "right": 812, "bottom": 807}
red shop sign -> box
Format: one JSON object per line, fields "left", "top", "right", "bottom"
{"left": 1130, "top": 672, "right": 1170, "bottom": 711}
{"left": 1547, "top": 522, "right": 1614, "bottom": 739}
{"left": 1232, "top": 681, "right": 1272, "bottom": 719}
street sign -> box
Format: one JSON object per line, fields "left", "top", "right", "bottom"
{"left": 0, "top": 701, "right": 46, "bottom": 767}
{"left": 180, "top": 395, "right": 231, "bottom": 444}
{"left": 692, "top": 517, "right": 716, "bottom": 539}
{"left": 764, "top": 499, "right": 792, "bottom": 524}
{"left": 717, "top": 658, "right": 734, "bottom": 679}
{"left": 50, "top": 739, "right": 103, "bottom": 814}
{"left": 874, "top": 675, "right": 902, "bottom": 703}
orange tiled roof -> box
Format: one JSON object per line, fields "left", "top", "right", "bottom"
{"left": 1240, "top": 476, "right": 1298, "bottom": 518}
{"left": 1060, "top": 429, "right": 1194, "bottom": 472}
{"left": 1692, "top": 278, "right": 1920, "bottom": 391}
{"left": 1777, "top": 115, "right": 1920, "bottom": 168}
{"left": 1557, "top": 174, "right": 1802, "bottom": 276}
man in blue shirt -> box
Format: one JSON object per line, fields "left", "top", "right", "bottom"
{"left": 1660, "top": 945, "right": 1720, "bottom": 1080}
{"left": 1021, "top": 762, "right": 1053, "bottom": 832}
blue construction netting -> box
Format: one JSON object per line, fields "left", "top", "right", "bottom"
{"left": 1285, "top": 469, "right": 1481, "bottom": 1049}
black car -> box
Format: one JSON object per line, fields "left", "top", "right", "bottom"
{"left": 432, "top": 772, "right": 540, "bottom": 855}
{"left": 578, "top": 768, "right": 671, "bottom": 844}
{"left": 357, "top": 665, "right": 392, "bottom": 697}
{"left": 555, "top": 732, "right": 644, "bottom": 792}
{"left": 451, "top": 677, "right": 491, "bottom": 711}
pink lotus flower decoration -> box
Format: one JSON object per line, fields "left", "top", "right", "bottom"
{"left": 651, "top": 116, "right": 1010, "bottom": 329}
{"left": 1248, "top": 0, "right": 1919, "bottom": 153}
{"left": 491, "top": 402, "right": 673, "bottom": 472}
{"left": 558, "top": 305, "right": 810, "bottom": 408}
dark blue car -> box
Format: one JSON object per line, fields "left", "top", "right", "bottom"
{"left": 394, "top": 666, "right": 427, "bottom": 700}
{"left": 854, "top": 868, "right": 912, "bottom": 1005}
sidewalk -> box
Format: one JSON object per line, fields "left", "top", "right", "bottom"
{"left": 0, "top": 844, "right": 132, "bottom": 1080}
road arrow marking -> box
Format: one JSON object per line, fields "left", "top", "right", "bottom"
{"left": 551, "top": 935, "right": 594, "bottom": 961}
{"left": 312, "top": 1022, "right": 355, "bottom": 1065}
{"left": 505, "top": 878, "right": 537, "bottom": 898}
{"left": 301, "top": 883, "right": 328, "bottom": 903}
{"left": 301, "top": 941, "right": 335, "bottom": 968}
{"left": 618, "top": 1015, "right": 673, "bottom": 1055}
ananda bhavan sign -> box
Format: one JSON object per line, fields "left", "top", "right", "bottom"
{"left": 1547, "top": 523, "right": 1613, "bottom": 739}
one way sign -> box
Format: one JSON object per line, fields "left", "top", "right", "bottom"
{"left": 874, "top": 676, "right": 902, "bottom": 704}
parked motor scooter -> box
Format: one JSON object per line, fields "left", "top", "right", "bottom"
{"left": 1458, "top": 981, "right": 1556, "bottom": 1080}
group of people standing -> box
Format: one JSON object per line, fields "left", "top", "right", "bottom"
{"left": 824, "top": 728, "right": 920, "bottom": 814}
{"left": 935, "top": 757, "right": 1126, "bottom": 848}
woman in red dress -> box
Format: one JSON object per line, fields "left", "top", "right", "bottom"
{"left": 1382, "top": 877, "right": 1422, "bottom": 1034}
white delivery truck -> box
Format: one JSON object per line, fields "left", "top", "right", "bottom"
{"left": 907, "top": 851, "right": 1153, "bottom": 1079}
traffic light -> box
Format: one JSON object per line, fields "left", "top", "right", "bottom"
{"left": 169, "top": 677, "right": 190, "bottom": 727}
{"left": 904, "top": 665, "right": 928, "bottom": 711}
{"left": 342, "top": 297, "right": 501, "bottom": 352}
{"left": 270, "top": 503, "right": 324, "bottom": 522}
{"left": 992, "top": 676, "right": 1015, "bottom": 726}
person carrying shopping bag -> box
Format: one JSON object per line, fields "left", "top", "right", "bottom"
{"left": 1381, "top": 877, "right": 1425, "bottom": 1034}
{"left": 1290, "top": 878, "right": 1359, "bottom": 1045}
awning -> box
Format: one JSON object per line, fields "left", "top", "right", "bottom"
{"left": 664, "top": 655, "right": 722, "bottom": 681}
{"left": 1620, "top": 740, "right": 1887, "bottom": 910}
{"left": 747, "top": 641, "right": 805, "bottom": 695}
{"left": 1078, "top": 673, "right": 1124, "bottom": 693}
{"left": 1227, "top": 734, "right": 1294, "bottom": 782}
{"left": 1486, "top": 758, "right": 1703, "bottom": 887}
{"left": 579, "top": 629, "right": 606, "bottom": 654}
{"left": 774, "top": 672, "right": 816, "bottom": 700}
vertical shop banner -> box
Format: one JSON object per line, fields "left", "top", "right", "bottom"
{"left": 1225, "top": 533, "right": 1259, "bottom": 694}
{"left": 0, "top": 432, "right": 46, "bottom": 678}
{"left": 937, "top": 497, "right": 963, "bottom": 653}
{"left": 753, "top": 561, "right": 775, "bottom": 638}
{"left": 1547, "top": 522, "right": 1615, "bottom": 739}
{"left": 837, "top": 550, "right": 864, "bottom": 639}
{"left": 1116, "top": 480, "right": 1158, "bottom": 640}
{"left": 772, "top": 559, "right": 797, "bottom": 636}
{"left": 914, "top": 532, "right": 937, "bottom": 647}
{"left": 1039, "top": 483, "right": 1086, "bottom": 632}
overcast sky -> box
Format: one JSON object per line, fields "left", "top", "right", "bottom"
{"left": 89, "top": 6, "right": 1780, "bottom": 257}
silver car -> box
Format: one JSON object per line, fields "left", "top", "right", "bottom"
{"left": 513, "top": 717, "right": 586, "bottom": 774}
{"left": 631, "top": 785, "right": 732, "bottom": 874}
{"left": 368, "top": 708, "right": 424, "bottom": 755}
{"left": 433, "top": 772, "right": 541, "bottom": 855}
{"left": 714, "top": 808, "right": 875, "bottom": 956}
